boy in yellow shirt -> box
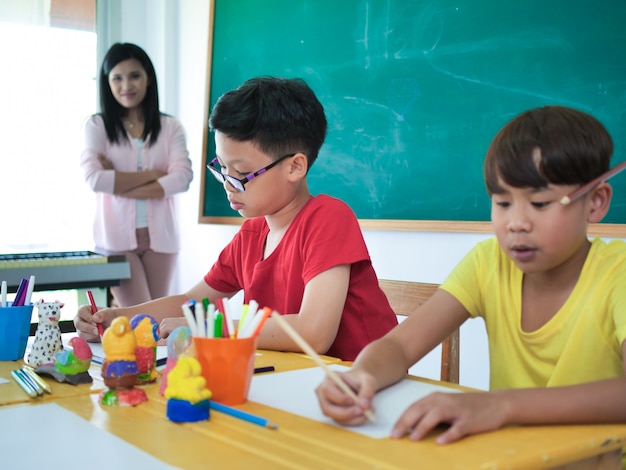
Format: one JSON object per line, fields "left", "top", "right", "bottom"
{"left": 316, "top": 106, "right": 626, "bottom": 444}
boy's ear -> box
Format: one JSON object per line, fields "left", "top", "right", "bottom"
{"left": 287, "top": 153, "right": 308, "bottom": 180}
{"left": 587, "top": 182, "right": 612, "bottom": 223}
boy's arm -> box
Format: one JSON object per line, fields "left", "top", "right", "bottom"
{"left": 110, "top": 279, "right": 233, "bottom": 323}
{"left": 255, "top": 264, "right": 350, "bottom": 353}
{"left": 74, "top": 279, "right": 234, "bottom": 341}
{"left": 392, "top": 340, "right": 626, "bottom": 444}
{"left": 316, "top": 289, "right": 469, "bottom": 424}
{"left": 396, "top": 375, "right": 626, "bottom": 445}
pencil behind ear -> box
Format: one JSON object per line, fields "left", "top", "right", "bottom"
{"left": 587, "top": 182, "right": 612, "bottom": 223}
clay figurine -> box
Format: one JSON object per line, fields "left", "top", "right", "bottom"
{"left": 165, "top": 356, "right": 212, "bottom": 423}
{"left": 36, "top": 336, "right": 93, "bottom": 385}
{"left": 27, "top": 299, "right": 64, "bottom": 367}
{"left": 99, "top": 316, "right": 147, "bottom": 406}
{"left": 130, "top": 313, "right": 160, "bottom": 384}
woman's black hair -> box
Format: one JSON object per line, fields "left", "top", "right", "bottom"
{"left": 99, "top": 42, "right": 161, "bottom": 146}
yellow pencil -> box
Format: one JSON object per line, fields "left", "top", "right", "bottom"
{"left": 270, "top": 312, "right": 376, "bottom": 423}
{"left": 22, "top": 366, "right": 52, "bottom": 394}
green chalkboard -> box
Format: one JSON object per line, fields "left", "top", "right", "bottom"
{"left": 200, "top": 0, "right": 626, "bottom": 228}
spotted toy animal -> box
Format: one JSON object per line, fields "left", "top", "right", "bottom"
{"left": 27, "top": 299, "right": 64, "bottom": 367}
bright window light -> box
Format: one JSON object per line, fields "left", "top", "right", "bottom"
{"left": 0, "top": 22, "right": 96, "bottom": 253}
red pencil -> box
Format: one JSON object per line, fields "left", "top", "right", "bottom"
{"left": 87, "top": 290, "right": 104, "bottom": 338}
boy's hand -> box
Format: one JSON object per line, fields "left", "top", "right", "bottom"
{"left": 73, "top": 304, "right": 117, "bottom": 343}
{"left": 315, "top": 370, "right": 376, "bottom": 425}
{"left": 391, "top": 391, "right": 509, "bottom": 444}
{"left": 157, "top": 317, "right": 189, "bottom": 345}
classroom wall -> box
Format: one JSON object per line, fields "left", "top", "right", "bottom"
{"left": 98, "top": 0, "right": 490, "bottom": 390}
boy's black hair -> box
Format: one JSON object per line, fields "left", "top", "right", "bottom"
{"left": 484, "top": 106, "right": 613, "bottom": 195}
{"left": 99, "top": 42, "right": 161, "bottom": 146}
{"left": 209, "top": 77, "right": 327, "bottom": 171}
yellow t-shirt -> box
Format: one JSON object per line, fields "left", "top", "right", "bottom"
{"left": 441, "top": 237, "right": 626, "bottom": 390}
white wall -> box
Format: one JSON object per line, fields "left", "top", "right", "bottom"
{"left": 98, "top": 0, "right": 490, "bottom": 390}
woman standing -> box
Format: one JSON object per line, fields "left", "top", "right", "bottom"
{"left": 81, "top": 43, "right": 193, "bottom": 306}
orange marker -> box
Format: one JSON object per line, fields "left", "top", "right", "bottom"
{"left": 250, "top": 307, "right": 272, "bottom": 337}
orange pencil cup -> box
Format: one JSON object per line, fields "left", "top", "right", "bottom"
{"left": 193, "top": 336, "right": 257, "bottom": 405}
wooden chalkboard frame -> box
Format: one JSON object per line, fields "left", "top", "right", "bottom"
{"left": 198, "top": 0, "right": 626, "bottom": 238}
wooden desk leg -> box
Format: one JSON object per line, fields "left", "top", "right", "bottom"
{"left": 551, "top": 448, "right": 622, "bottom": 470}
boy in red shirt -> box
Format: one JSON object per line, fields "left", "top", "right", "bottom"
{"left": 75, "top": 77, "right": 397, "bottom": 361}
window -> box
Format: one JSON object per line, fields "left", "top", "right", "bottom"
{"left": 0, "top": 0, "right": 98, "bottom": 321}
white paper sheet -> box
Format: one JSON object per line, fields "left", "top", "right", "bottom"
{"left": 0, "top": 403, "right": 177, "bottom": 469}
{"left": 248, "top": 364, "right": 462, "bottom": 438}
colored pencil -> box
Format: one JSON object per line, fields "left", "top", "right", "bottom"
{"left": 1, "top": 280, "right": 7, "bottom": 308}
{"left": 22, "top": 366, "right": 52, "bottom": 394}
{"left": 195, "top": 300, "right": 206, "bottom": 338}
{"left": 205, "top": 303, "right": 215, "bottom": 338}
{"left": 222, "top": 297, "right": 235, "bottom": 338}
{"left": 213, "top": 313, "right": 223, "bottom": 338}
{"left": 215, "top": 298, "right": 229, "bottom": 337}
{"left": 561, "top": 161, "right": 626, "bottom": 205}
{"left": 238, "top": 300, "right": 258, "bottom": 337}
{"left": 249, "top": 307, "right": 272, "bottom": 337}
{"left": 16, "top": 368, "right": 43, "bottom": 396}
{"left": 13, "top": 278, "right": 29, "bottom": 307}
{"left": 270, "top": 312, "right": 376, "bottom": 423}
{"left": 209, "top": 401, "right": 277, "bottom": 430}
{"left": 239, "top": 306, "right": 270, "bottom": 338}
{"left": 181, "top": 302, "right": 199, "bottom": 336}
{"left": 87, "top": 290, "right": 104, "bottom": 338}
{"left": 23, "top": 275, "right": 36, "bottom": 305}
{"left": 11, "top": 370, "right": 38, "bottom": 398}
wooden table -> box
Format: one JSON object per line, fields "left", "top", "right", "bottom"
{"left": 1, "top": 352, "right": 624, "bottom": 469}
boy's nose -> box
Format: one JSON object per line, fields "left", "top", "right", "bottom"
{"left": 507, "top": 206, "right": 531, "bottom": 232}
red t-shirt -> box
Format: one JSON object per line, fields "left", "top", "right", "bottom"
{"left": 204, "top": 194, "right": 397, "bottom": 360}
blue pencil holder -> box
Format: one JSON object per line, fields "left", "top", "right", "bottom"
{"left": 0, "top": 303, "right": 33, "bottom": 361}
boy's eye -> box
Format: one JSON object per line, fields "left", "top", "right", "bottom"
{"left": 494, "top": 201, "right": 510, "bottom": 208}
{"left": 531, "top": 201, "right": 551, "bottom": 209}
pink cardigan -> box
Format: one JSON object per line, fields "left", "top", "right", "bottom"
{"left": 80, "top": 114, "right": 193, "bottom": 253}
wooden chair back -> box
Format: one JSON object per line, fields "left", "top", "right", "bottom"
{"left": 378, "top": 279, "right": 460, "bottom": 384}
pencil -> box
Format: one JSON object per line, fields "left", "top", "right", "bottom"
{"left": 16, "top": 368, "right": 43, "bottom": 396}
{"left": 11, "top": 370, "right": 38, "bottom": 398}
{"left": 209, "top": 401, "right": 278, "bottom": 430}
{"left": 1, "top": 280, "right": 7, "bottom": 308}
{"left": 87, "top": 290, "right": 104, "bottom": 338}
{"left": 560, "top": 161, "right": 626, "bottom": 205}
{"left": 13, "top": 278, "right": 29, "bottom": 307}
{"left": 22, "top": 366, "right": 52, "bottom": 394}
{"left": 222, "top": 297, "right": 235, "bottom": 338}
{"left": 181, "top": 302, "right": 199, "bottom": 336}
{"left": 23, "top": 275, "right": 36, "bottom": 305}
{"left": 270, "top": 312, "right": 376, "bottom": 423}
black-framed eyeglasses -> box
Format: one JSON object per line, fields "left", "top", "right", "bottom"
{"left": 207, "top": 153, "right": 296, "bottom": 192}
